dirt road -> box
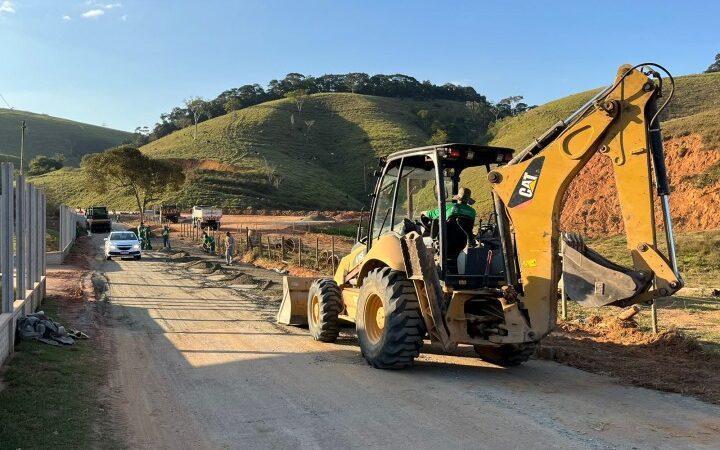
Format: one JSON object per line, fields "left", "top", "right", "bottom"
{"left": 95, "top": 233, "right": 720, "bottom": 449}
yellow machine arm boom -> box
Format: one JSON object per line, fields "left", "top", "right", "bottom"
{"left": 489, "top": 64, "right": 682, "bottom": 338}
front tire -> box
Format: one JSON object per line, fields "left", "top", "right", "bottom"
{"left": 356, "top": 268, "right": 425, "bottom": 369}
{"left": 473, "top": 343, "right": 536, "bottom": 367}
{"left": 134, "top": 255, "right": 141, "bottom": 260}
{"left": 307, "top": 279, "right": 343, "bottom": 342}
{"left": 106, "top": 256, "right": 112, "bottom": 261}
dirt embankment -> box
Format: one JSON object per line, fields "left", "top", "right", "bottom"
{"left": 541, "top": 314, "right": 720, "bottom": 405}
{"left": 561, "top": 134, "right": 720, "bottom": 237}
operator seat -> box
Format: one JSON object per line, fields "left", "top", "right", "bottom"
{"left": 446, "top": 215, "right": 475, "bottom": 272}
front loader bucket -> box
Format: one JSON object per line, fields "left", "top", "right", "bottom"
{"left": 276, "top": 276, "right": 316, "bottom": 326}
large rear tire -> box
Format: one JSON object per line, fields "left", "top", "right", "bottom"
{"left": 307, "top": 279, "right": 343, "bottom": 342}
{"left": 473, "top": 343, "right": 536, "bottom": 367}
{"left": 356, "top": 268, "right": 425, "bottom": 369}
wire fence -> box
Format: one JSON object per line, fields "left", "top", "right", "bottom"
{"left": 176, "top": 222, "right": 343, "bottom": 275}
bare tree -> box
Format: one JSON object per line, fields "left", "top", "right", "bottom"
{"left": 285, "top": 89, "right": 309, "bottom": 115}
{"left": 185, "top": 96, "right": 208, "bottom": 140}
{"left": 304, "top": 120, "right": 315, "bottom": 138}
{"left": 261, "top": 156, "right": 282, "bottom": 188}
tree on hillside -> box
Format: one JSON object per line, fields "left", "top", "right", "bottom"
{"left": 129, "top": 126, "right": 151, "bottom": 146}
{"left": 304, "top": 120, "right": 315, "bottom": 139}
{"left": 489, "top": 95, "right": 529, "bottom": 121}
{"left": 500, "top": 96, "right": 524, "bottom": 114}
{"left": 345, "top": 73, "right": 370, "bottom": 93}
{"left": 223, "top": 97, "right": 243, "bottom": 113}
{"left": 285, "top": 89, "right": 309, "bottom": 114}
{"left": 27, "top": 155, "right": 63, "bottom": 176}
{"left": 185, "top": 97, "right": 208, "bottom": 140}
{"left": 490, "top": 102, "right": 511, "bottom": 121}
{"left": 706, "top": 53, "right": 720, "bottom": 73}
{"left": 82, "top": 146, "right": 185, "bottom": 216}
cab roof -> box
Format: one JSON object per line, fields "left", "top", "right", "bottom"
{"left": 384, "top": 143, "right": 515, "bottom": 168}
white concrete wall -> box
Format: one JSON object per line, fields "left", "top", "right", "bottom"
{"left": 0, "top": 163, "right": 59, "bottom": 367}
{"left": 46, "top": 207, "right": 82, "bottom": 265}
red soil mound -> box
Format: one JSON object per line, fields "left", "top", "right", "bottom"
{"left": 561, "top": 134, "right": 720, "bottom": 237}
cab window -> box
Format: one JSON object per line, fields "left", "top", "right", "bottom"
{"left": 393, "top": 159, "right": 437, "bottom": 230}
{"left": 371, "top": 163, "right": 399, "bottom": 240}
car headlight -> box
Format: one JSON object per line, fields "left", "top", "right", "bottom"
{"left": 108, "top": 243, "right": 118, "bottom": 249}
{"left": 132, "top": 243, "right": 141, "bottom": 250}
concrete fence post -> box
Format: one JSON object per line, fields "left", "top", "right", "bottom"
{"left": 59, "top": 205, "right": 65, "bottom": 252}
{"left": 41, "top": 193, "right": 46, "bottom": 276}
{"left": 28, "top": 184, "right": 36, "bottom": 287}
{"left": 24, "top": 184, "right": 30, "bottom": 292}
{"left": 35, "top": 189, "right": 41, "bottom": 282}
{"left": 1, "top": 163, "right": 14, "bottom": 314}
{"left": 15, "top": 174, "right": 25, "bottom": 299}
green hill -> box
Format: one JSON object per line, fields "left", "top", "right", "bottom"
{"left": 139, "top": 93, "right": 477, "bottom": 210}
{"left": 31, "top": 70, "right": 720, "bottom": 213}
{"left": 488, "top": 71, "right": 720, "bottom": 151}
{"left": 0, "top": 108, "right": 132, "bottom": 166}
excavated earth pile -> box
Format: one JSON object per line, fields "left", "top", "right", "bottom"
{"left": 561, "top": 134, "right": 720, "bottom": 237}
{"left": 540, "top": 315, "right": 720, "bottom": 404}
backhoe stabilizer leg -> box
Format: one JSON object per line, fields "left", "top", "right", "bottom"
{"left": 401, "top": 232, "right": 454, "bottom": 351}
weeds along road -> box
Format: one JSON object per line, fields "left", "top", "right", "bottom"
{"left": 92, "top": 232, "right": 720, "bottom": 450}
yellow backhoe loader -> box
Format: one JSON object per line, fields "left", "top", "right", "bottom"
{"left": 277, "top": 63, "right": 683, "bottom": 368}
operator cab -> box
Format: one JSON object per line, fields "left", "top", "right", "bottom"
{"left": 366, "top": 143, "right": 515, "bottom": 289}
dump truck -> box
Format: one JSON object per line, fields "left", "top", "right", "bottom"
{"left": 160, "top": 204, "right": 180, "bottom": 223}
{"left": 277, "top": 63, "right": 683, "bottom": 369}
{"left": 85, "top": 206, "right": 112, "bottom": 233}
{"left": 191, "top": 205, "right": 222, "bottom": 230}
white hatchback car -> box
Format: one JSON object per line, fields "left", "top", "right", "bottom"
{"left": 104, "top": 231, "right": 142, "bottom": 260}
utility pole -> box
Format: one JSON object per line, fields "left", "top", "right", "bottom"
{"left": 20, "top": 121, "right": 26, "bottom": 175}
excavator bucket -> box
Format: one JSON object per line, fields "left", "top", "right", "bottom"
{"left": 561, "top": 233, "right": 653, "bottom": 307}
{"left": 276, "top": 276, "right": 316, "bottom": 325}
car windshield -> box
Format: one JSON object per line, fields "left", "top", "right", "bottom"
{"left": 110, "top": 232, "right": 137, "bottom": 241}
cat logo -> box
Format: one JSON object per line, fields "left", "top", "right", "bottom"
{"left": 518, "top": 172, "right": 538, "bottom": 198}
{"left": 508, "top": 156, "right": 545, "bottom": 207}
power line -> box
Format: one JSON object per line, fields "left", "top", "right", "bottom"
{"left": 0, "top": 93, "right": 12, "bottom": 109}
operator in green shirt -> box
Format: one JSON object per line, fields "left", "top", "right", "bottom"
{"left": 422, "top": 187, "right": 476, "bottom": 221}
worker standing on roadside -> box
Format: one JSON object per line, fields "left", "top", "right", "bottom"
{"left": 138, "top": 222, "right": 153, "bottom": 250}
{"left": 162, "top": 225, "right": 171, "bottom": 250}
{"left": 202, "top": 231, "right": 216, "bottom": 255}
{"left": 138, "top": 222, "right": 147, "bottom": 249}
{"left": 224, "top": 232, "right": 236, "bottom": 265}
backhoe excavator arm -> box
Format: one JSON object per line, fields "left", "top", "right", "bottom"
{"left": 489, "top": 64, "right": 682, "bottom": 338}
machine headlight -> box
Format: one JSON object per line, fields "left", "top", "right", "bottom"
{"left": 132, "top": 243, "right": 141, "bottom": 250}
{"left": 108, "top": 243, "right": 118, "bottom": 249}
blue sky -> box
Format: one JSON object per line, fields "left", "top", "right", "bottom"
{"left": 0, "top": 0, "right": 718, "bottom": 131}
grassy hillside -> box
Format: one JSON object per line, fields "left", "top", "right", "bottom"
{"left": 138, "top": 93, "right": 474, "bottom": 210}
{"left": 488, "top": 71, "right": 720, "bottom": 151}
{"left": 30, "top": 168, "right": 139, "bottom": 210}
{"left": 30, "top": 70, "right": 720, "bottom": 215}
{"left": 0, "top": 108, "right": 131, "bottom": 166}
